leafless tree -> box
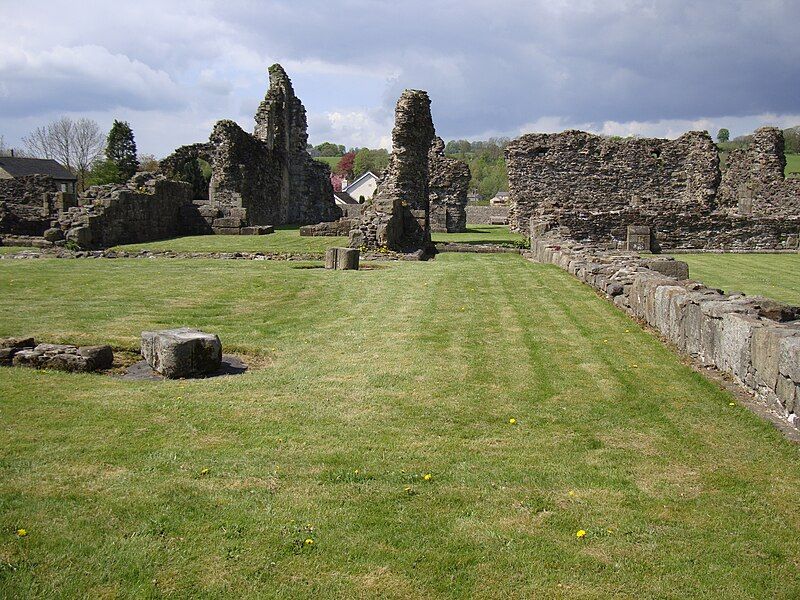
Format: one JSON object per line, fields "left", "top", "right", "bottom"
{"left": 22, "top": 116, "right": 105, "bottom": 190}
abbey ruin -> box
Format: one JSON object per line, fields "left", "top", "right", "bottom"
{"left": 507, "top": 127, "right": 800, "bottom": 251}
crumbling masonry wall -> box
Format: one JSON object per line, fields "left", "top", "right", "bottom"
{"left": 507, "top": 127, "right": 800, "bottom": 250}
{"left": 159, "top": 64, "right": 340, "bottom": 234}
{"left": 56, "top": 173, "right": 202, "bottom": 249}
{"left": 428, "top": 137, "right": 470, "bottom": 232}
{"left": 0, "top": 175, "right": 59, "bottom": 236}
{"left": 351, "top": 90, "right": 436, "bottom": 253}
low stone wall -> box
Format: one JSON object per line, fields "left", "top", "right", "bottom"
{"left": 0, "top": 175, "right": 57, "bottom": 236}
{"left": 529, "top": 227, "right": 800, "bottom": 425}
{"left": 466, "top": 205, "right": 508, "bottom": 225}
{"left": 57, "top": 173, "right": 203, "bottom": 249}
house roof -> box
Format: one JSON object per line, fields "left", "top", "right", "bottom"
{"left": 0, "top": 156, "right": 76, "bottom": 180}
{"left": 334, "top": 191, "right": 359, "bottom": 205}
{"left": 344, "top": 171, "right": 378, "bottom": 193}
{"left": 494, "top": 191, "right": 509, "bottom": 198}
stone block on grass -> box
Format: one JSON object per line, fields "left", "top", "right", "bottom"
{"left": 141, "top": 328, "right": 222, "bottom": 378}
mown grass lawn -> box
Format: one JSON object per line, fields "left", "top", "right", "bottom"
{"left": 112, "top": 226, "right": 347, "bottom": 254}
{"left": 0, "top": 246, "right": 27, "bottom": 255}
{"left": 1, "top": 253, "right": 800, "bottom": 598}
{"left": 109, "top": 225, "right": 523, "bottom": 254}
{"left": 678, "top": 253, "right": 800, "bottom": 305}
{"left": 432, "top": 225, "right": 526, "bottom": 246}
{"left": 786, "top": 153, "right": 800, "bottom": 177}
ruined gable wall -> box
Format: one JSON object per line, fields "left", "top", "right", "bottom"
{"left": 507, "top": 129, "right": 800, "bottom": 250}
{"left": 352, "top": 90, "right": 435, "bottom": 253}
{"left": 718, "top": 127, "right": 800, "bottom": 217}
{"left": 428, "top": 137, "right": 471, "bottom": 233}
{"left": 253, "top": 64, "right": 339, "bottom": 225}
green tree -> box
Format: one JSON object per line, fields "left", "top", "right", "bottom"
{"left": 353, "top": 148, "right": 390, "bottom": 178}
{"left": 180, "top": 159, "right": 208, "bottom": 199}
{"left": 106, "top": 120, "right": 139, "bottom": 180}
{"left": 85, "top": 159, "right": 121, "bottom": 187}
{"left": 717, "top": 128, "right": 730, "bottom": 143}
{"left": 315, "top": 142, "right": 343, "bottom": 157}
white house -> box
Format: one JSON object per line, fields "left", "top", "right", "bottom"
{"left": 490, "top": 191, "right": 510, "bottom": 206}
{"left": 344, "top": 171, "right": 379, "bottom": 203}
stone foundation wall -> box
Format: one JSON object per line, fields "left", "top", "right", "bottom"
{"left": 529, "top": 227, "right": 800, "bottom": 424}
{"left": 507, "top": 127, "right": 800, "bottom": 250}
{"left": 56, "top": 173, "right": 201, "bottom": 248}
{"left": 466, "top": 205, "right": 509, "bottom": 224}
{"left": 0, "top": 175, "right": 58, "bottom": 236}
{"left": 428, "top": 137, "right": 470, "bottom": 232}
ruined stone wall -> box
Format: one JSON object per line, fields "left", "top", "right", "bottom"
{"left": 530, "top": 229, "right": 800, "bottom": 426}
{"left": 351, "top": 90, "right": 435, "bottom": 254}
{"left": 507, "top": 128, "right": 800, "bottom": 250}
{"left": 428, "top": 137, "right": 470, "bottom": 232}
{"left": 466, "top": 205, "right": 509, "bottom": 225}
{"left": 718, "top": 127, "right": 800, "bottom": 217}
{"left": 506, "top": 130, "right": 719, "bottom": 243}
{"left": 56, "top": 173, "right": 202, "bottom": 248}
{"left": 161, "top": 64, "right": 340, "bottom": 231}
{"left": 0, "top": 175, "right": 58, "bottom": 236}
{"left": 207, "top": 120, "right": 283, "bottom": 233}
{"left": 252, "top": 64, "right": 339, "bottom": 225}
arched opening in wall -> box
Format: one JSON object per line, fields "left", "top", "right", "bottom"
{"left": 178, "top": 158, "right": 212, "bottom": 200}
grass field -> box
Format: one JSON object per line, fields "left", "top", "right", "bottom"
{"left": 787, "top": 153, "right": 800, "bottom": 177}
{"left": 2, "top": 253, "right": 800, "bottom": 598}
{"left": 314, "top": 156, "right": 341, "bottom": 169}
{"left": 432, "top": 225, "right": 526, "bottom": 246}
{"left": 678, "top": 253, "right": 800, "bottom": 305}
{"left": 113, "top": 226, "right": 348, "bottom": 254}
{"left": 110, "top": 225, "right": 521, "bottom": 254}
{"left": 0, "top": 246, "right": 27, "bottom": 255}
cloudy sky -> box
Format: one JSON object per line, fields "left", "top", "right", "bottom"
{"left": 2, "top": 0, "right": 798, "bottom": 157}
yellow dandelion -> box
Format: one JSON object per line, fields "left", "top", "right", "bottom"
{"left": 603, "top": 339, "right": 608, "bottom": 343}
{"left": 16, "top": 528, "right": 27, "bottom": 537}
{"left": 568, "top": 490, "right": 576, "bottom": 497}
{"left": 423, "top": 473, "right": 432, "bottom": 481}
{"left": 508, "top": 418, "right": 517, "bottom": 425}
{"left": 576, "top": 529, "right": 586, "bottom": 538}
{"left": 354, "top": 469, "right": 360, "bottom": 475}
{"left": 728, "top": 402, "right": 735, "bottom": 406}
{"left": 631, "top": 364, "right": 638, "bottom": 368}
{"left": 200, "top": 468, "right": 210, "bottom": 475}
{"left": 304, "top": 538, "right": 314, "bottom": 546}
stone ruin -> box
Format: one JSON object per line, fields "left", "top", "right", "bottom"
{"left": 348, "top": 90, "right": 470, "bottom": 255}
{"left": 1, "top": 64, "right": 340, "bottom": 249}
{"left": 349, "top": 90, "right": 436, "bottom": 255}
{"left": 428, "top": 136, "right": 470, "bottom": 233}
{"left": 507, "top": 127, "right": 800, "bottom": 251}
{"left": 0, "top": 175, "right": 76, "bottom": 237}
{"left": 160, "top": 64, "right": 340, "bottom": 235}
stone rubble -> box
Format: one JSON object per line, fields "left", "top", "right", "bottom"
{"left": 1, "top": 337, "right": 113, "bottom": 372}
{"left": 428, "top": 136, "right": 470, "bottom": 233}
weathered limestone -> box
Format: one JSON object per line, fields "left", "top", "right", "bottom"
{"left": 56, "top": 172, "right": 202, "bottom": 249}
{"left": 508, "top": 128, "right": 800, "bottom": 250}
{"left": 203, "top": 65, "right": 340, "bottom": 231}
{"left": 428, "top": 137, "right": 470, "bottom": 232}
{"left": 140, "top": 328, "right": 222, "bottom": 379}
{"left": 300, "top": 218, "right": 358, "bottom": 237}
{"left": 351, "top": 90, "right": 436, "bottom": 255}
{"left": 3, "top": 337, "right": 113, "bottom": 372}
{"left": 0, "top": 175, "right": 57, "bottom": 236}
{"left": 324, "top": 247, "right": 360, "bottom": 270}
{"left": 529, "top": 226, "right": 800, "bottom": 424}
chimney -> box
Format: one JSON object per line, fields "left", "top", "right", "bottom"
{"left": 10, "top": 149, "right": 14, "bottom": 157}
